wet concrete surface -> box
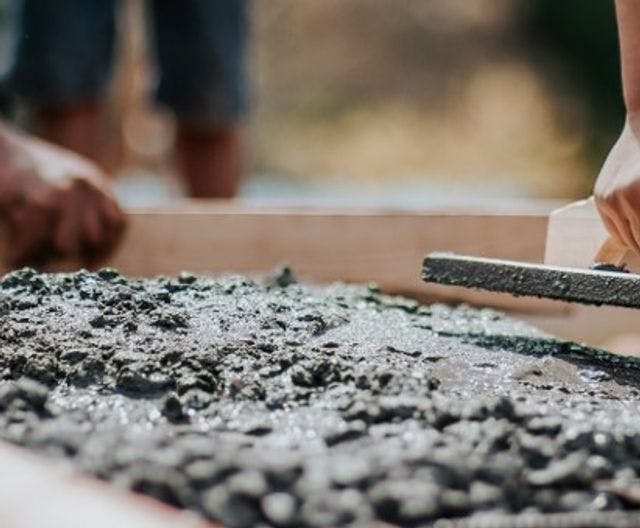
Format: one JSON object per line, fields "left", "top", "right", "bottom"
{"left": 0, "top": 268, "right": 640, "bottom": 527}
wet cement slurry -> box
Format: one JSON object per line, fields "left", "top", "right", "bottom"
{"left": 2, "top": 269, "right": 640, "bottom": 527}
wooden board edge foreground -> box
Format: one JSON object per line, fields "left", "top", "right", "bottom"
{"left": 0, "top": 441, "right": 219, "bottom": 528}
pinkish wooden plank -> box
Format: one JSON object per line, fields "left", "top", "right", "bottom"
{"left": 0, "top": 442, "right": 220, "bottom": 528}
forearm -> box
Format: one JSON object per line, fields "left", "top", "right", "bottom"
{"left": 616, "top": 0, "right": 640, "bottom": 113}
{"left": 0, "top": 121, "right": 29, "bottom": 201}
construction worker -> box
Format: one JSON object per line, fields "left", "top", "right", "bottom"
{"left": 0, "top": 1, "right": 247, "bottom": 268}
{"left": 5, "top": 0, "right": 247, "bottom": 198}
{"left": 0, "top": 120, "right": 124, "bottom": 267}
{"left": 595, "top": 0, "right": 640, "bottom": 255}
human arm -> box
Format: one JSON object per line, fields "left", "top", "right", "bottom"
{"left": 0, "top": 121, "right": 125, "bottom": 267}
{"left": 594, "top": 0, "right": 640, "bottom": 254}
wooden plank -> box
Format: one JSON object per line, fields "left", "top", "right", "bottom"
{"left": 0, "top": 202, "right": 559, "bottom": 313}
{"left": 0, "top": 442, "right": 218, "bottom": 528}
{"left": 86, "top": 202, "right": 558, "bottom": 312}
{"left": 98, "top": 204, "right": 554, "bottom": 313}
{"left": 545, "top": 198, "right": 609, "bottom": 269}
{"left": 1, "top": 203, "right": 555, "bottom": 313}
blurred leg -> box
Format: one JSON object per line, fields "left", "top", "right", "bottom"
{"left": 149, "top": 0, "right": 248, "bottom": 197}
{"left": 5, "top": 0, "right": 116, "bottom": 169}
{"left": 174, "top": 122, "right": 242, "bottom": 198}
{"left": 33, "top": 101, "right": 111, "bottom": 171}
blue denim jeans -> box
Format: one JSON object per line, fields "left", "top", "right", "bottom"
{"left": 5, "top": 0, "right": 248, "bottom": 125}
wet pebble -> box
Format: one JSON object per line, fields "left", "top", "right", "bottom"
{"left": 261, "top": 492, "right": 297, "bottom": 526}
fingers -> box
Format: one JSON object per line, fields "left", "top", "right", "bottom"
{"left": 82, "top": 203, "right": 104, "bottom": 250}
{"left": 53, "top": 187, "right": 83, "bottom": 257}
{"left": 5, "top": 201, "right": 54, "bottom": 267}
{"left": 81, "top": 185, "right": 126, "bottom": 264}
{"left": 596, "top": 197, "right": 635, "bottom": 250}
{"left": 93, "top": 200, "right": 126, "bottom": 260}
{"left": 0, "top": 132, "right": 127, "bottom": 268}
{"left": 55, "top": 179, "right": 126, "bottom": 266}
{"left": 620, "top": 196, "right": 640, "bottom": 254}
{"left": 5, "top": 179, "right": 126, "bottom": 268}
{"left": 596, "top": 191, "right": 640, "bottom": 256}
{"left": 596, "top": 201, "right": 626, "bottom": 245}
{"left": 592, "top": 122, "right": 640, "bottom": 258}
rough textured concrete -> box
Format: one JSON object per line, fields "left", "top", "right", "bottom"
{"left": 423, "top": 252, "right": 640, "bottom": 308}
{"left": 434, "top": 511, "right": 640, "bottom": 528}
{"left": 0, "top": 268, "right": 640, "bottom": 527}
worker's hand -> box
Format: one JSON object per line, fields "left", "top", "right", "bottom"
{"left": 0, "top": 127, "right": 125, "bottom": 267}
{"left": 594, "top": 114, "right": 640, "bottom": 255}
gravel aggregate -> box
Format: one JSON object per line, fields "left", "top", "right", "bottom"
{"left": 0, "top": 267, "right": 639, "bottom": 527}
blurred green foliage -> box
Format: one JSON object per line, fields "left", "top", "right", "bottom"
{"left": 522, "top": 0, "right": 624, "bottom": 169}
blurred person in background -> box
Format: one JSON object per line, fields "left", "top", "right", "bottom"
{"left": 5, "top": 0, "right": 248, "bottom": 198}
{"left": 7, "top": 0, "right": 640, "bottom": 270}
{"left": 0, "top": 0, "right": 247, "bottom": 268}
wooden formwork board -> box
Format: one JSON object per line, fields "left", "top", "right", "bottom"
{"left": 0, "top": 443, "right": 218, "bottom": 528}
{"left": 7, "top": 200, "right": 639, "bottom": 343}
{"left": 0, "top": 201, "right": 571, "bottom": 338}
{"left": 31, "top": 202, "right": 557, "bottom": 314}
{"left": 111, "top": 205, "right": 550, "bottom": 283}
{"left": 98, "top": 202, "right": 640, "bottom": 347}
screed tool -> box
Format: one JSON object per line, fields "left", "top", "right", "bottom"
{"left": 422, "top": 198, "right": 640, "bottom": 307}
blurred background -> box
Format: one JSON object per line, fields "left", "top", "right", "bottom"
{"left": 0, "top": 0, "right": 626, "bottom": 207}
